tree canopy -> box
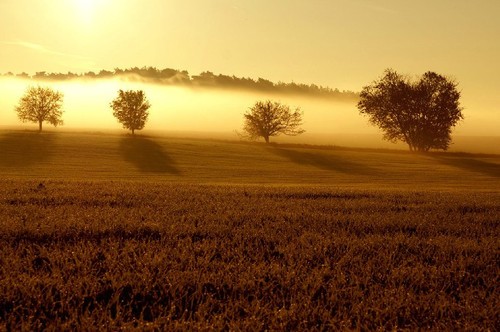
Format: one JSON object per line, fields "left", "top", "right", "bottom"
{"left": 14, "top": 86, "right": 64, "bottom": 131}
{"left": 110, "top": 90, "right": 151, "bottom": 135}
{"left": 1, "top": 67, "right": 358, "bottom": 101}
{"left": 357, "top": 69, "right": 463, "bottom": 151}
{"left": 242, "top": 100, "right": 305, "bottom": 143}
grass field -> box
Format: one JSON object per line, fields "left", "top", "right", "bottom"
{"left": 0, "top": 130, "right": 499, "bottom": 330}
{"left": 0, "top": 130, "right": 499, "bottom": 189}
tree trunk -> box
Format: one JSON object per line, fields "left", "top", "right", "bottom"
{"left": 38, "top": 121, "right": 42, "bottom": 132}
{"left": 264, "top": 135, "right": 269, "bottom": 143}
{"left": 132, "top": 128, "right": 135, "bottom": 135}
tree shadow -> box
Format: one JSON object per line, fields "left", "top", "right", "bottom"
{"left": 119, "top": 136, "right": 180, "bottom": 174}
{"left": 0, "top": 132, "right": 57, "bottom": 167}
{"left": 431, "top": 155, "right": 500, "bottom": 178}
{"left": 269, "top": 147, "right": 379, "bottom": 175}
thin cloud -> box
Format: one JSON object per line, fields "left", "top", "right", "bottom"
{"left": 1, "top": 40, "right": 89, "bottom": 60}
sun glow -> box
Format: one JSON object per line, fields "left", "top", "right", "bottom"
{"left": 74, "top": 0, "right": 99, "bottom": 25}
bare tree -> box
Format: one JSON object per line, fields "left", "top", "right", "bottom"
{"left": 242, "top": 100, "right": 305, "bottom": 143}
{"left": 110, "top": 89, "right": 151, "bottom": 135}
{"left": 358, "top": 69, "right": 463, "bottom": 151}
{"left": 15, "top": 86, "right": 64, "bottom": 131}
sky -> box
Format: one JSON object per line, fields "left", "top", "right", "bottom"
{"left": 0, "top": 0, "right": 499, "bottom": 136}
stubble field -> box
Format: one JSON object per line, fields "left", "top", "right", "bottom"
{"left": 0, "top": 130, "right": 499, "bottom": 330}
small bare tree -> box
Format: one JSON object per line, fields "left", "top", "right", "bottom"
{"left": 242, "top": 100, "right": 305, "bottom": 143}
{"left": 15, "top": 86, "right": 64, "bottom": 131}
{"left": 110, "top": 89, "right": 151, "bottom": 135}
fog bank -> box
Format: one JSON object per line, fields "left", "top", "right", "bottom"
{"left": 0, "top": 77, "right": 498, "bottom": 153}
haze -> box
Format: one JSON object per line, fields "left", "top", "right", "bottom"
{"left": 0, "top": 0, "right": 499, "bottom": 150}
{"left": 0, "top": 76, "right": 498, "bottom": 153}
{"left": 0, "top": 76, "right": 370, "bottom": 134}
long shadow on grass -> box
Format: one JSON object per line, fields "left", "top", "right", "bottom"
{"left": 120, "top": 136, "right": 180, "bottom": 174}
{"left": 269, "top": 147, "right": 379, "bottom": 175}
{"left": 431, "top": 155, "right": 500, "bottom": 178}
{"left": 0, "top": 131, "right": 57, "bottom": 167}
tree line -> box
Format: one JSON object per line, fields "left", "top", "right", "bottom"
{"left": 1, "top": 67, "right": 358, "bottom": 101}
{"left": 8, "top": 69, "right": 463, "bottom": 152}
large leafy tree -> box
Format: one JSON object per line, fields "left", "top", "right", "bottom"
{"left": 110, "top": 89, "right": 151, "bottom": 135}
{"left": 15, "top": 86, "right": 64, "bottom": 131}
{"left": 242, "top": 100, "right": 305, "bottom": 143}
{"left": 357, "top": 69, "right": 463, "bottom": 151}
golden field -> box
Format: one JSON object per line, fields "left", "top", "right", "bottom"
{"left": 0, "top": 130, "right": 498, "bottom": 330}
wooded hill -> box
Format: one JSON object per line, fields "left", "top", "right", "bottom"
{"left": 1, "top": 66, "right": 359, "bottom": 100}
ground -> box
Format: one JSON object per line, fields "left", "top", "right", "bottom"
{"left": 0, "top": 130, "right": 498, "bottom": 330}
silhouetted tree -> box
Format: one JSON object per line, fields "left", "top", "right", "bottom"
{"left": 257, "top": 78, "right": 274, "bottom": 90}
{"left": 6, "top": 67, "right": 359, "bottom": 99}
{"left": 98, "top": 69, "right": 113, "bottom": 78}
{"left": 192, "top": 71, "right": 217, "bottom": 86}
{"left": 16, "top": 72, "right": 30, "bottom": 79}
{"left": 242, "top": 100, "right": 305, "bottom": 143}
{"left": 15, "top": 86, "right": 64, "bottom": 131}
{"left": 34, "top": 72, "right": 47, "bottom": 79}
{"left": 358, "top": 69, "right": 463, "bottom": 151}
{"left": 110, "top": 89, "right": 151, "bottom": 135}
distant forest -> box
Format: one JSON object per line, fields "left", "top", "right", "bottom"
{"left": 1, "top": 66, "right": 359, "bottom": 100}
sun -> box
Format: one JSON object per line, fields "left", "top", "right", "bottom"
{"left": 74, "top": 0, "right": 98, "bottom": 25}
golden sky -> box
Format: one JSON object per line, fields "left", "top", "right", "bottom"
{"left": 0, "top": 0, "right": 499, "bottom": 135}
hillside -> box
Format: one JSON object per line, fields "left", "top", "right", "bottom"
{"left": 0, "top": 130, "right": 498, "bottom": 190}
{"left": 1, "top": 67, "right": 359, "bottom": 101}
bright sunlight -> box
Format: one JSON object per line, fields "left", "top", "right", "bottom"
{"left": 73, "top": 0, "right": 99, "bottom": 25}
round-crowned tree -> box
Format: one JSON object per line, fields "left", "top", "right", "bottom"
{"left": 15, "top": 86, "right": 64, "bottom": 131}
{"left": 110, "top": 89, "right": 151, "bottom": 135}
{"left": 357, "top": 69, "right": 463, "bottom": 151}
{"left": 242, "top": 100, "right": 305, "bottom": 143}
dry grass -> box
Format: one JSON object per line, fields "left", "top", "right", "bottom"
{"left": 0, "top": 130, "right": 499, "bottom": 189}
{"left": 0, "top": 181, "right": 498, "bottom": 330}
{"left": 0, "top": 130, "right": 498, "bottom": 330}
